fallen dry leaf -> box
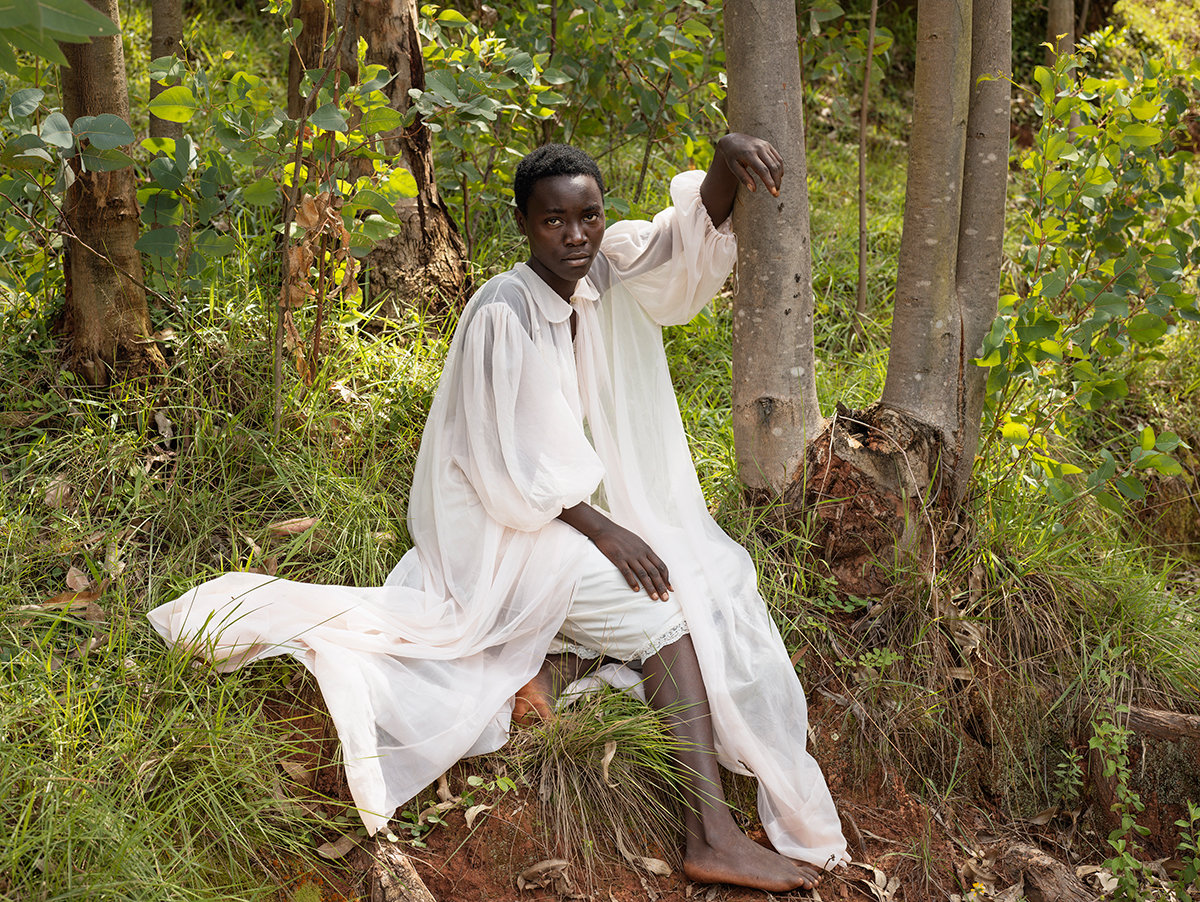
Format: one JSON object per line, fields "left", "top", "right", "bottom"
{"left": 154, "top": 410, "right": 174, "bottom": 444}
{"left": 516, "top": 858, "right": 570, "bottom": 891}
{"left": 464, "top": 803, "right": 491, "bottom": 830}
{"left": 267, "top": 516, "right": 319, "bottom": 537}
{"left": 44, "top": 475, "right": 71, "bottom": 509}
{"left": 281, "top": 759, "right": 312, "bottom": 787}
{"left": 316, "top": 833, "right": 358, "bottom": 860}
{"left": 436, "top": 772, "right": 454, "bottom": 802}
{"left": 614, "top": 826, "right": 671, "bottom": 876}
{"left": 601, "top": 739, "right": 618, "bottom": 787}
{"left": 65, "top": 566, "right": 91, "bottom": 592}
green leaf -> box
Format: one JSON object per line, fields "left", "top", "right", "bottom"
{"left": 358, "top": 106, "right": 403, "bottom": 135}
{"left": 1114, "top": 475, "right": 1146, "bottom": 501}
{"left": 1001, "top": 422, "right": 1030, "bottom": 446}
{"left": 40, "top": 111, "right": 73, "bottom": 149}
{"left": 243, "top": 176, "right": 278, "bottom": 207}
{"left": 1096, "top": 490, "right": 1123, "bottom": 514}
{"left": 148, "top": 85, "right": 197, "bottom": 124}
{"left": 1140, "top": 426, "right": 1155, "bottom": 452}
{"left": 384, "top": 166, "right": 417, "bottom": 198}
{"left": 347, "top": 188, "right": 397, "bottom": 221}
{"left": 309, "top": 102, "right": 347, "bottom": 132}
{"left": 540, "top": 67, "right": 572, "bottom": 85}
{"left": 1155, "top": 432, "right": 1181, "bottom": 453}
{"left": 148, "top": 156, "right": 183, "bottom": 190}
{"left": 140, "top": 191, "right": 184, "bottom": 227}
{"left": 193, "top": 229, "right": 236, "bottom": 258}
{"left": 435, "top": 8, "right": 469, "bottom": 25}
{"left": 1120, "top": 123, "right": 1162, "bottom": 147}
{"left": 1127, "top": 312, "right": 1168, "bottom": 344}
{"left": 80, "top": 145, "right": 133, "bottom": 171}
{"left": 4, "top": 23, "right": 69, "bottom": 65}
{"left": 1128, "top": 95, "right": 1158, "bottom": 121}
{"left": 134, "top": 227, "right": 179, "bottom": 259}
{"left": 9, "top": 86, "right": 43, "bottom": 118}
{"left": 1036, "top": 267, "right": 1067, "bottom": 298}
{"left": 1033, "top": 66, "right": 1055, "bottom": 105}
{"left": 74, "top": 112, "right": 133, "bottom": 149}
{"left": 37, "top": 0, "right": 118, "bottom": 39}
{"left": 0, "top": 0, "right": 33, "bottom": 29}
{"left": 0, "top": 34, "right": 18, "bottom": 74}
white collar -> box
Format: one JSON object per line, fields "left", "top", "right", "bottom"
{"left": 514, "top": 262, "right": 600, "bottom": 324}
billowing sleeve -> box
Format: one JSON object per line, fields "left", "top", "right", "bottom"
{"left": 599, "top": 169, "right": 738, "bottom": 326}
{"left": 454, "top": 302, "right": 604, "bottom": 532}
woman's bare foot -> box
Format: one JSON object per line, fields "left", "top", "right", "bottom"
{"left": 512, "top": 659, "right": 557, "bottom": 725}
{"left": 512, "top": 653, "right": 602, "bottom": 727}
{"left": 682, "top": 825, "right": 820, "bottom": 893}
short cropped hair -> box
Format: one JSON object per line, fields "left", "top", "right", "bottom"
{"left": 513, "top": 144, "right": 605, "bottom": 215}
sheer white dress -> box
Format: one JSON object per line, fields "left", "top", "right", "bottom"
{"left": 147, "top": 171, "right": 847, "bottom": 868}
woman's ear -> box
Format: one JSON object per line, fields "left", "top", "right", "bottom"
{"left": 514, "top": 208, "right": 527, "bottom": 236}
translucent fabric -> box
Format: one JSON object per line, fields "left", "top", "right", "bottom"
{"left": 147, "top": 171, "right": 846, "bottom": 867}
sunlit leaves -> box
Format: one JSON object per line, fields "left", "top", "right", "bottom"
{"left": 148, "top": 85, "right": 198, "bottom": 124}
{"left": 977, "top": 45, "right": 1199, "bottom": 514}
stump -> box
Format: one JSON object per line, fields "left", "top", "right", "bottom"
{"left": 369, "top": 841, "right": 438, "bottom": 902}
{"left": 1004, "top": 843, "right": 1097, "bottom": 902}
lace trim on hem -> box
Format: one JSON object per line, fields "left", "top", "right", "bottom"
{"left": 562, "top": 643, "right": 602, "bottom": 660}
{"left": 631, "top": 621, "right": 690, "bottom": 664}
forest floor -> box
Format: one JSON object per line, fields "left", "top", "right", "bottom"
{"left": 250, "top": 590, "right": 1200, "bottom": 902}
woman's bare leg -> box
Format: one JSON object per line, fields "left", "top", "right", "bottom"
{"left": 642, "top": 635, "right": 821, "bottom": 892}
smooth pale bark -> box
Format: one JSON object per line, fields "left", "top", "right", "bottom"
{"left": 880, "top": 1, "right": 971, "bottom": 435}
{"left": 725, "top": 0, "right": 822, "bottom": 493}
{"left": 951, "top": 0, "right": 1011, "bottom": 498}
{"left": 348, "top": 0, "right": 466, "bottom": 309}
{"left": 149, "top": 0, "right": 182, "bottom": 143}
{"left": 1046, "top": 0, "right": 1075, "bottom": 65}
{"left": 880, "top": 0, "right": 1009, "bottom": 501}
{"left": 59, "top": 0, "right": 164, "bottom": 384}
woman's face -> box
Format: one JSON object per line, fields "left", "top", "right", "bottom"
{"left": 516, "top": 173, "right": 606, "bottom": 301}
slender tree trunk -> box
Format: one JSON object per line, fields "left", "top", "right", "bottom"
{"left": 853, "top": 0, "right": 879, "bottom": 346}
{"left": 725, "top": 0, "right": 822, "bottom": 494}
{"left": 349, "top": 0, "right": 466, "bottom": 311}
{"left": 784, "top": 0, "right": 1010, "bottom": 594}
{"left": 1046, "top": 0, "right": 1075, "bottom": 65}
{"left": 59, "top": 0, "right": 165, "bottom": 385}
{"left": 149, "top": 0, "right": 182, "bottom": 143}
{"left": 880, "top": 1, "right": 972, "bottom": 432}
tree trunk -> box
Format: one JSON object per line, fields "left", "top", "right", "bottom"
{"left": 725, "top": 0, "right": 823, "bottom": 494}
{"left": 1046, "top": 0, "right": 1075, "bottom": 65}
{"left": 59, "top": 0, "right": 165, "bottom": 385}
{"left": 149, "top": 0, "right": 182, "bottom": 143}
{"left": 288, "top": 0, "right": 344, "bottom": 119}
{"left": 783, "top": 0, "right": 1010, "bottom": 593}
{"left": 347, "top": 0, "right": 467, "bottom": 311}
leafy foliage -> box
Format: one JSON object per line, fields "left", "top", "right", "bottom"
{"left": 975, "top": 46, "right": 1200, "bottom": 521}
{"left": 409, "top": 0, "right": 724, "bottom": 260}
{"left": 0, "top": 0, "right": 118, "bottom": 73}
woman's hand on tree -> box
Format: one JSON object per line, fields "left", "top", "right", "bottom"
{"left": 590, "top": 521, "right": 673, "bottom": 601}
{"left": 716, "top": 132, "right": 785, "bottom": 197}
{"left": 701, "top": 132, "right": 785, "bottom": 226}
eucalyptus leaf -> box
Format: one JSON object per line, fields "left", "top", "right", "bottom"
{"left": 40, "top": 111, "right": 73, "bottom": 149}
{"left": 148, "top": 85, "right": 197, "bottom": 124}
{"left": 134, "top": 227, "right": 179, "bottom": 259}
{"left": 74, "top": 112, "right": 134, "bottom": 149}
{"left": 9, "top": 87, "right": 43, "bottom": 118}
